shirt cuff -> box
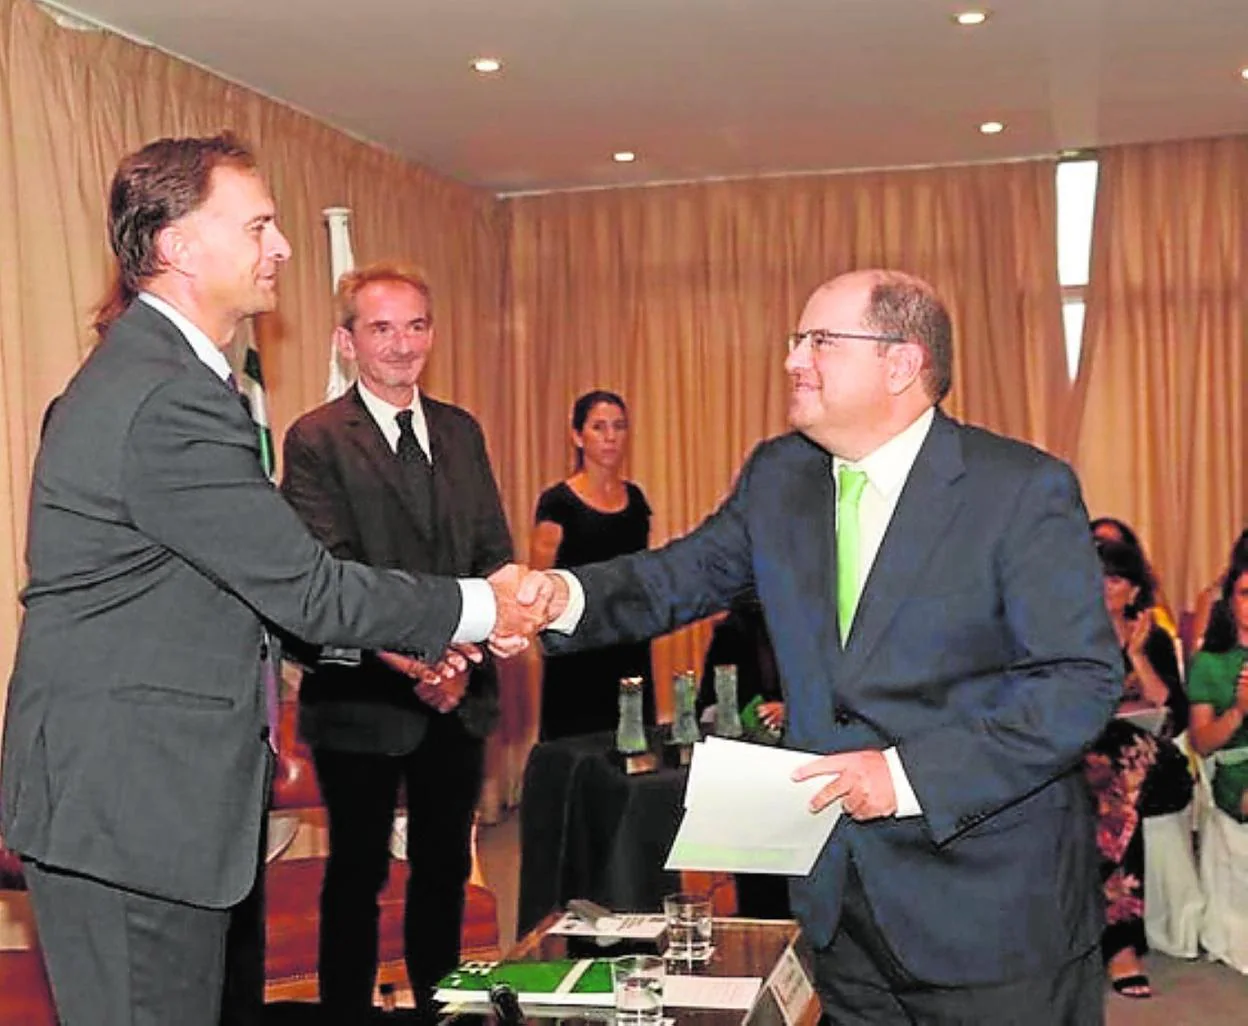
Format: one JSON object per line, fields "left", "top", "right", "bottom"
{"left": 453, "top": 578, "right": 496, "bottom": 643}
{"left": 545, "top": 570, "right": 585, "bottom": 634}
{"left": 883, "top": 746, "right": 922, "bottom": 818}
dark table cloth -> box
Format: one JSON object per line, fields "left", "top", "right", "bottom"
{"left": 517, "top": 730, "right": 687, "bottom": 935}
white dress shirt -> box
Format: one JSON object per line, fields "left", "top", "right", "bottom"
{"left": 139, "top": 292, "right": 232, "bottom": 382}
{"left": 833, "top": 407, "right": 935, "bottom": 817}
{"left": 354, "top": 380, "right": 433, "bottom": 464}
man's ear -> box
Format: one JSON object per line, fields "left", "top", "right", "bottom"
{"left": 154, "top": 223, "right": 192, "bottom": 277}
{"left": 333, "top": 325, "right": 357, "bottom": 362}
{"left": 886, "top": 341, "right": 925, "bottom": 396}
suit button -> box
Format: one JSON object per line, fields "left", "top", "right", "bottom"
{"left": 833, "top": 706, "right": 851, "bottom": 726}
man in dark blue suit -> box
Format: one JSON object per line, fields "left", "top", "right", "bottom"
{"left": 532, "top": 270, "right": 1121, "bottom": 1023}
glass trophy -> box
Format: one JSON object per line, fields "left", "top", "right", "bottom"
{"left": 615, "top": 676, "right": 648, "bottom": 755}
{"left": 713, "top": 665, "right": 744, "bottom": 738}
{"left": 670, "top": 670, "right": 701, "bottom": 746}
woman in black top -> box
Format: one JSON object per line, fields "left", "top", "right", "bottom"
{"left": 530, "top": 391, "right": 654, "bottom": 740}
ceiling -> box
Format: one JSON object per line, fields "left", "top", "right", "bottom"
{"left": 43, "top": 0, "right": 1248, "bottom": 195}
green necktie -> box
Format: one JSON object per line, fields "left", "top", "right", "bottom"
{"left": 836, "top": 467, "right": 869, "bottom": 644}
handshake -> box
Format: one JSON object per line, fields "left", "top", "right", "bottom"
{"left": 377, "top": 564, "right": 569, "bottom": 709}
{"left": 485, "top": 563, "right": 571, "bottom": 657}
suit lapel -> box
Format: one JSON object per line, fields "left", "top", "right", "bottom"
{"left": 340, "top": 388, "right": 436, "bottom": 546}
{"left": 839, "top": 411, "right": 966, "bottom": 677}
{"left": 780, "top": 443, "right": 845, "bottom": 679}
{"left": 423, "top": 397, "right": 463, "bottom": 564}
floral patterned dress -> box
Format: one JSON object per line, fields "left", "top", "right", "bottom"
{"left": 1083, "top": 625, "right": 1189, "bottom": 961}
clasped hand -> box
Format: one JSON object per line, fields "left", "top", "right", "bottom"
{"left": 485, "top": 563, "right": 570, "bottom": 657}
{"left": 378, "top": 643, "right": 481, "bottom": 713}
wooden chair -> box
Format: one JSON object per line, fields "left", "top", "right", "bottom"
{"left": 0, "top": 839, "right": 57, "bottom": 1026}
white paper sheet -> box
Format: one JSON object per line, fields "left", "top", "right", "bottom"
{"left": 665, "top": 974, "right": 763, "bottom": 1009}
{"left": 1116, "top": 705, "right": 1167, "bottom": 735}
{"left": 664, "top": 737, "right": 840, "bottom": 876}
{"left": 546, "top": 911, "right": 667, "bottom": 940}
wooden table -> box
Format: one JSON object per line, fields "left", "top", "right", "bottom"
{"left": 441, "top": 911, "right": 821, "bottom": 1026}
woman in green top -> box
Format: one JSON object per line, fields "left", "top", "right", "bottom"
{"left": 1188, "top": 543, "right": 1248, "bottom": 821}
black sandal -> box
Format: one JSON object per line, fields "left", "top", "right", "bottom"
{"left": 1110, "top": 973, "right": 1152, "bottom": 999}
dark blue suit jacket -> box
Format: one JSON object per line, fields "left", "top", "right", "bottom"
{"left": 544, "top": 410, "right": 1120, "bottom": 985}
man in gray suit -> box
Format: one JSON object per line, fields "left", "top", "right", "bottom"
{"left": 0, "top": 133, "right": 539, "bottom": 1026}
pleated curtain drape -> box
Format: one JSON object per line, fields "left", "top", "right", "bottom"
{"left": 4, "top": 0, "right": 1244, "bottom": 817}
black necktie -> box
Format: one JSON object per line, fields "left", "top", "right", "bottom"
{"left": 395, "top": 409, "right": 437, "bottom": 539}
{"left": 227, "top": 373, "right": 253, "bottom": 418}
{"left": 395, "top": 409, "right": 430, "bottom": 467}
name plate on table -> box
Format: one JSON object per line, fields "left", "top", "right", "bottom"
{"left": 608, "top": 748, "right": 660, "bottom": 775}
{"left": 745, "top": 944, "right": 819, "bottom": 1026}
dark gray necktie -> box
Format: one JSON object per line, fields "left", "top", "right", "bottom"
{"left": 395, "top": 409, "right": 437, "bottom": 538}
{"left": 395, "top": 409, "right": 430, "bottom": 467}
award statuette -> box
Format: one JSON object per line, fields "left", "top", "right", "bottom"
{"left": 665, "top": 670, "right": 700, "bottom": 767}
{"left": 612, "top": 676, "right": 657, "bottom": 775}
{"left": 713, "top": 664, "right": 744, "bottom": 738}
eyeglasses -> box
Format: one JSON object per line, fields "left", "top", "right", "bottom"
{"left": 785, "top": 329, "right": 908, "bottom": 355}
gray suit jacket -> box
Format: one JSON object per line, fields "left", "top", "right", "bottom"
{"left": 1, "top": 301, "right": 463, "bottom": 909}
{"left": 280, "top": 387, "right": 513, "bottom": 753}
{"left": 546, "top": 411, "right": 1120, "bottom": 985}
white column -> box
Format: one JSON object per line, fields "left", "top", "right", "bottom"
{"left": 322, "top": 207, "right": 356, "bottom": 400}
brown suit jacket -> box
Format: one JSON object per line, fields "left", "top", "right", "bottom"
{"left": 280, "top": 386, "right": 513, "bottom": 753}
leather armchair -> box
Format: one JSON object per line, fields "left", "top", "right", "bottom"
{"left": 0, "top": 836, "right": 57, "bottom": 1026}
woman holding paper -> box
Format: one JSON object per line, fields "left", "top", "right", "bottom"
{"left": 1083, "top": 540, "right": 1191, "bottom": 999}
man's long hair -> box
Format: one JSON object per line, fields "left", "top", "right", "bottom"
{"left": 91, "top": 132, "right": 256, "bottom": 340}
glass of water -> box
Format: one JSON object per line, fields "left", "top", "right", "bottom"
{"left": 663, "top": 891, "right": 713, "bottom": 964}
{"left": 611, "top": 954, "right": 665, "bottom": 1026}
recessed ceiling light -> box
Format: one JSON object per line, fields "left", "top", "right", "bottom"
{"left": 1240, "top": 66, "right": 1248, "bottom": 81}
{"left": 612, "top": 151, "right": 637, "bottom": 163}
{"left": 954, "top": 10, "right": 989, "bottom": 26}
{"left": 979, "top": 121, "right": 1005, "bottom": 135}
{"left": 471, "top": 57, "right": 502, "bottom": 74}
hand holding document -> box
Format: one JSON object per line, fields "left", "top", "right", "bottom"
{"left": 664, "top": 737, "right": 841, "bottom": 876}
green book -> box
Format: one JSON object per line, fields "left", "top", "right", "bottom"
{"left": 435, "top": 958, "right": 615, "bottom": 1007}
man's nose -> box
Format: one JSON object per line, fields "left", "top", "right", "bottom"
{"left": 270, "top": 226, "right": 293, "bottom": 262}
{"left": 784, "top": 339, "right": 811, "bottom": 373}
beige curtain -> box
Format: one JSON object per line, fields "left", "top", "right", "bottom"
{"left": 0, "top": 0, "right": 505, "bottom": 771}
{"left": 500, "top": 160, "right": 1067, "bottom": 761}
{"left": 0, "top": 0, "right": 1073, "bottom": 818}
{"left": 1073, "top": 136, "right": 1248, "bottom": 612}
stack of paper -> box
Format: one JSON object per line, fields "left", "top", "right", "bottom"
{"left": 664, "top": 737, "right": 841, "bottom": 876}
{"left": 547, "top": 912, "right": 666, "bottom": 940}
